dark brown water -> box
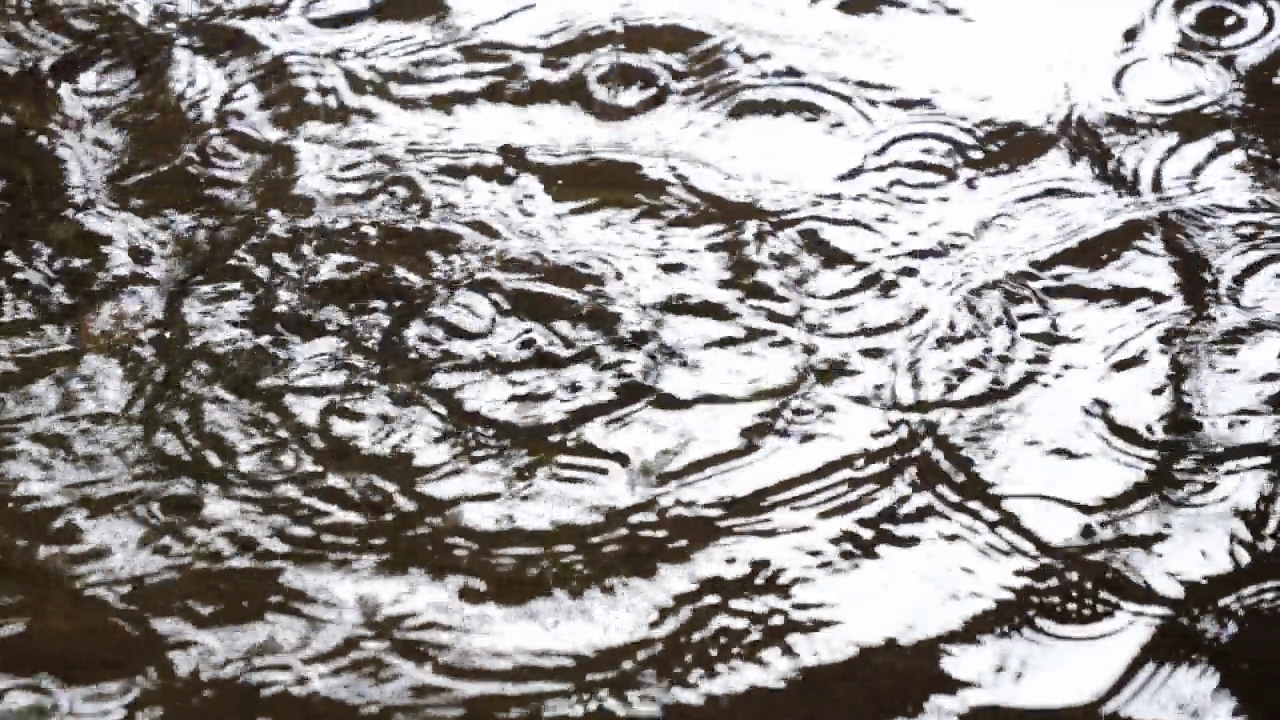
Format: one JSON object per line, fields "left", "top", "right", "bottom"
{"left": 1, "top": 0, "right": 1279, "bottom": 717}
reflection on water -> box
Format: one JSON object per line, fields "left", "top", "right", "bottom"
{"left": 0, "top": 0, "right": 1278, "bottom": 717}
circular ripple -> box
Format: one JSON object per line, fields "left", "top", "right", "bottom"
{"left": 704, "top": 79, "right": 877, "bottom": 132}
{"left": 888, "top": 279, "right": 1058, "bottom": 411}
{"left": 188, "top": 128, "right": 272, "bottom": 207}
{"left": 884, "top": 179, "right": 1216, "bottom": 413}
{"left": 581, "top": 51, "right": 672, "bottom": 121}
{"left": 1126, "top": 128, "right": 1250, "bottom": 195}
{"left": 836, "top": 116, "right": 983, "bottom": 204}
{"left": 882, "top": 180, "right": 1148, "bottom": 412}
{"left": 1222, "top": 241, "right": 1280, "bottom": 312}
{"left": 1111, "top": 52, "right": 1234, "bottom": 115}
{"left": 1159, "top": 0, "right": 1280, "bottom": 54}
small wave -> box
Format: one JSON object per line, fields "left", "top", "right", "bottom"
{"left": 1214, "top": 578, "right": 1280, "bottom": 623}
{"left": 703, "top": 77, "right": 877, "bottom": 131}
{"left": 1207, "top": 203, "right": 1280, "bottom": 311}
{"left": 1121, "top": 129, "right": 1254, "bottom": 196}
{"left": 577, "top": 49, "right": 672, "bottom": 120}
{"left": 1146, "top": 0, "right": 1280, "bottom": 58}
{"left": 884, "top": 183, "right": 1213, "bottom": 412}
{"left": 888, "top": 280, "right": 1059, "bottom": 411}
{"left": 835, "top": 114, "right": 984, "bottom": 204}
{"left": 1110, "top": 51, "right": 1234, "bottom": 116}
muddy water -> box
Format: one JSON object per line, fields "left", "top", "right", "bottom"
{"left": 0, "top": 0, "right": 1278, "bottom": 717}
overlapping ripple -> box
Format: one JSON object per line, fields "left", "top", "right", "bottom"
{"left": 0, "top": 0, "right": 1278, "bottom": 718}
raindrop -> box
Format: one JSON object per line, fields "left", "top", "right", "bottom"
{"left": 582, "top": 51, "right": 672, "bottom": 121}
{"left": 1165, "top": 0, "right": 1280, "bottom": 53}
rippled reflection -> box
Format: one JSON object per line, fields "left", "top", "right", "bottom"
{"left": 0, "top": 0, "right": 1278, "bottom": 718}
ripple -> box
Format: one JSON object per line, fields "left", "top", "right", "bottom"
{"left": 1227, "top": 254, "right": 1280, "bottom": 312}
{"left": 1110, "top": 1, "right": 1280, "bottom": 119}
{"left": 3, "top": 1, "right": 1278, "bottom": 717}
{"left": 1214, "top": 578, "right": 1280, "bottom": 624}
{"left": 914, "top": 307, "right": 1184, "bottom": 535}
{"left": 835, "top": 114, "right": 984, "bottom": 203}
{"left": 933, "top": 613, "right": 1163, "bottom": 716}
{"left": 795, "top": 175, "right": 1207, "bottom": 413}
{"left": 578, "top": 50, "right": 672, "bottom": 121}
{"left": 708, "top": 77, "right": 878, "bottom": 130}
{"left": 1099, "top": 660, "right": 1243, "bottom": 720}
{"left": 427, "top": 19, "right": 710, "bottom": 123}
{"left": 1153, "top": 0, "right": 1280, "bottom": 56}
{"left": 252, "top": 50, "right": 368, "bottom": 129}
{"left": 1219, "top": 231, "right": 1280, "bottom": 313}
{"left": 1131, "top": 126, "right": 1249, "bottom": 193}
{"left": 167, "top": 41, "right": 239, "bottom": 125}
{"left": 1180, "top": 316, "right": 1280, "bottom": 451}
{"left": 889, "top": 280, "right": 1059, "bottom": 411}
{"left": 185, "top": 127, "right": 276, "bottom": 210}
{"left": 1111, "top": 52, "right": 1234, "bottom": 115}
{"left": 0, "top": 676, "right": 141, "bottom": 720}
{"left": 303, "top": 0, "right": 404, "bottom": 29}
{"left": 883, "top": 183, "right": 1204, "bottom": 412}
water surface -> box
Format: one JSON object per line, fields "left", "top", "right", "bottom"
{"left": 0, "top": 0, "right": 1278, "bottom": 717}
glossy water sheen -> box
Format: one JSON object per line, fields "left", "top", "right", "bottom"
{"left": 0, "top": 0, "right": 1279, "bottom": 717}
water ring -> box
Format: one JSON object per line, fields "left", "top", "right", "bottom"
{"left": 582, "top": 52, "right": 672, "bottom": 121}
{"left": 1164, "top": 0, "right": 1280, "bottom": 53}
{"left": 1111, "top": 52, "right": 1234, "bottom": 114}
